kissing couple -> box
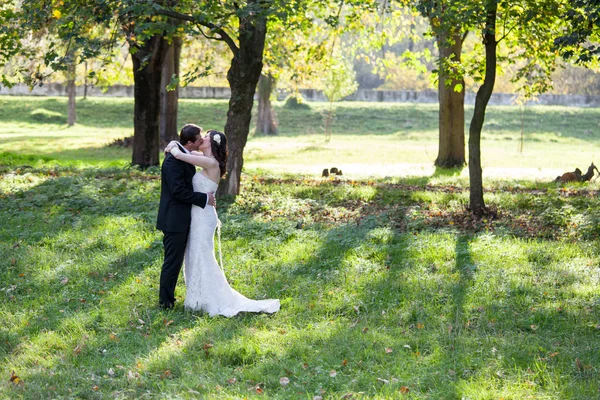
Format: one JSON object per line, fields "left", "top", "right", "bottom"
{"left": 156, "top": 123, "right": 280, "bottom": 317}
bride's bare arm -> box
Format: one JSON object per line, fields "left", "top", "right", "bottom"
{"left": 170, "top": 147, "right": 218, "bottom": 170}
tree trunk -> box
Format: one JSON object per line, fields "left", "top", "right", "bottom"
{"left": 67, "top": 62, "right": 76, "bottom": 127}
{"left": 218, "top": 4, "right": 267, "bottom": 196}
{"left": 255, "top": 73, "right": 278, "bottom": 135}
{"left": 159, "top": 36, "right": 182, "bottom": 148}
{"left": 468, "top": 1, "right": 497, "bottom": 216}
{"left": 435, "top": 32, "right": 465, "bottom": 168}
{"left": 83, "top": 61, "right": 88, "bottom": 100}
{"left": 131, "top": 34, "right": 168, "bottom": 168}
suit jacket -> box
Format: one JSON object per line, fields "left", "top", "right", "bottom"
{"left": 156, "top": 144, "right": 208, "bottom": 232}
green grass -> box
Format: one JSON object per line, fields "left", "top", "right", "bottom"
{"left": 1, "top": 96, "right": 600, "bottom": 398}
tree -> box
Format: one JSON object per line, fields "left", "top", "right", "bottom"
{"left": 418, "top": 2, "right": 468, "bottom": 169}
{"left": 463, "top": 0, "right": 564, "bottom": 215}
{"left": 255, "top": 72, "right": 278, "bottom": 135}
{"left": 159, "top": 35, "right": 182, "bottom": 147}
{"left": 159, "top": 0, "right": 331, "bottom": 195}
{"left": 1, "top": 1, "right": 183, "bottom": 168}
{"left": 319, "top": 54, "right": 359, "bottom": 141}
{"left": 554, "top": 0, "right": 600, "bottom": 64}
{"left": 255, "top": 14, "right": 328, "bottom": 136}
{"left": 468, "top": 0, "right": 496, "bottom": 215}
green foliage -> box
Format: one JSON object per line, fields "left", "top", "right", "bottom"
{"left": 555, "top": 0, "right": 600, "bottom": 64}
{"left": 320, "top": 57, "right": 359, "bottom": 103}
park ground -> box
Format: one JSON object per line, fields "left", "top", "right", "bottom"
{"left": 1, "top": 96, "right": 600, "bottom": 399}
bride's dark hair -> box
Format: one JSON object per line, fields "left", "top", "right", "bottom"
{"left": 208, "top": 130, "right": 228, "bottom": 177}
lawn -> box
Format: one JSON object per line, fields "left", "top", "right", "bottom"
{"left": 1, "top": 96, "right": 600, "bottom": 399}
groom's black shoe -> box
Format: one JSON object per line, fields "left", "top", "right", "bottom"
{"left": 159, "top": 302, "right": 174, "bottom": 310}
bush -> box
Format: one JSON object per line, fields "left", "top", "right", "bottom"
{"left": 30, "top": 108, "right": 66, "bottom": 124}
{"left": 283, "top": 94, "right": 310, "bottom": 110}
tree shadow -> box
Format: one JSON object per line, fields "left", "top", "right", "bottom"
{"left": 3, "top": 170, "right": 600, "bottom": 398}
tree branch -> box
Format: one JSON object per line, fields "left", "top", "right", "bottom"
{"left": 156, "top": 7, "right": 239, "bottom": 53}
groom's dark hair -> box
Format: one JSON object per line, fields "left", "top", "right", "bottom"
{"left": 179, "top": 124, "right": 202, "bottom": 145}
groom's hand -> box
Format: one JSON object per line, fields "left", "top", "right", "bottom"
{"left": 207, "top": 192, "right": 216, "bottom": 207}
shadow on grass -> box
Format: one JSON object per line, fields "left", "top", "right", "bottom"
{"left": 2, "top": 168, "right": 600, "bottom": 398}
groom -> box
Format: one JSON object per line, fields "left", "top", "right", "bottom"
{"left": 156, "top": 123, "right": 215, "bottom": 309}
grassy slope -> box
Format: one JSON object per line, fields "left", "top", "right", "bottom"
{"left": 1, "top": 96, "right": 599, "bottom": 399}
{"left": 2, "top": 96, "right": 600, "bottom": 176}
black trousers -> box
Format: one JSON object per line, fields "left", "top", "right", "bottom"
{"left": 159, "top": 230, "right": 189, "bottom": 307}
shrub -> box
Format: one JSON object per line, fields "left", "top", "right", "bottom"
{"left": 283, "top": 94, "right": 310, "bottom": 110}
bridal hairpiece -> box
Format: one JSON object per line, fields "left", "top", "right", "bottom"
{"left": 213, "top": 133, "right": 222, "bottom": 145}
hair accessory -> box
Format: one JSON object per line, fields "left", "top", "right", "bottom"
{"left": 213, "top": 133, "right": 222, "bottom": 145}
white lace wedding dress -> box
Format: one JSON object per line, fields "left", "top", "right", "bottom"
{"left": 184, "top": 172, "right": 280, "bottom": 317}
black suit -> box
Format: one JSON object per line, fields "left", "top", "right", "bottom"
{"left": 156, "top": 144, "right": 208, "bottom": 308}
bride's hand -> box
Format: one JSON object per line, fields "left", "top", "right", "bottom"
{"left": 164, "top": 140, "right": 179, "bottom": 154}
{"left": 170, "top": 146, "right": 182, "bottom": 159}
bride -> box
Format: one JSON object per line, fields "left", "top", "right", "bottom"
{"left": 165, "top": 130, "right": 280, "bottom": 317}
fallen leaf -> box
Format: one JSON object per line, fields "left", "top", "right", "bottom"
{"left": 256, "top": 386, "right": 264, "bottom": 395}
{"left": 92, "top": 385, "right": 99, "bottom": 391}
{"left": 109, "top": 333, "right": 117, "bottom": 341}
{"left": 280, "top": 377, "right": 290, "bottom": 386}
{"left": 341, "top": 359, "right": 347, "bottom": 367}
{"left": 362, "top": 327, "right": 369, "bottom": 334}
{"left": 575, "top": 357, "right": 584, "bottom": 372}
{"left": 400, "top": 386, "right": 410, "bottom": 394}
{"left": 164, "top": 319, "right": 174, "bottom": 326}
{"left": 127, "top": 370, "right": 140, "bottom": 380}
{"left": 9, "top": 371, "right": 21, "bottom": 385}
